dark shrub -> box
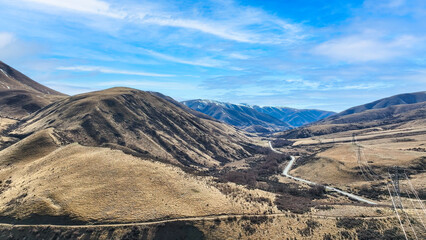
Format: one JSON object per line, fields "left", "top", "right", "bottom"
{"left": 356, "top": 229, "right": 381, "bottom": 240}
{"left": 336, "top": 218, "right": 364, "bottom": 229}
{"left": 308, "top": 185, "right": 326, "bottom": 198}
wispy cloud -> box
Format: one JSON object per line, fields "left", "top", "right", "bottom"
{"left": 313, "top": 34, "right": 419, "bottom": 62}
{"left": 23, "top": 0, "right": 125, "bottom": 18}
{"left": 2, "top": 0, "right": 425, "bottom": 111}
{"left": 141, "top": 17, "right": 258, "bottom": 43}
{"left": 96, "top": 80, "right": 196, "bottom": 90}
{"left": 18, "top": 0, "right": 304, "bottom": 44}
{"left": 0, "top": 32, "right": 42, "bottom": 63}
{"left": 0, "top": 32, "right": 14, "bottom": 48}
{"left": 141, "top": 48, "right": 225, "bottom": 67}
{"left": 340, "top": 83, "right": 393, "bottom": 90}
{"left": 228, "top": 53, "right": 251, "bottom": 60}
{"left": 57, "top": 66, "right": 174, "bottom": 77}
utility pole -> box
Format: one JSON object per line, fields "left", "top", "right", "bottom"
{"left": 394, "top": 166, "right": 400, "bottom": 196}
{"left": 390, "top": 166, "right": 402, "bottom": 209}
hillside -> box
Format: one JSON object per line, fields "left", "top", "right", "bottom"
{"left": 329, "top": 91, "right": 426, "bottom": 119}
{"left": 10, "top": 88, "right": 254, "bottom": 167}
{"left": 0, "top": 90, "right": 63, "bottom": 119}
{"left": 0, "top": 62, "right": 65, "bottom": 119}
{"left": 0, "top": 61, "right": 63, "bottom": 95}
{"left": 278, "top": 91, "right": 426, "bottom": 139}
{"left": 0, "top": 129, "right": 276, "bottom": 224}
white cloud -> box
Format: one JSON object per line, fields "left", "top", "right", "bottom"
{"left": 0, "top": 32, "right": 42, "bottom": 61}
{"left": 23, "top": 0, "right": 125, "bottom": 18}
{"left": 285, "top": 78, "right": 320, "bottom": 89}
{"left": 141, "top": 17, "right": 257, "bottom": 43}
{"left": 387, "top": 0, "right": 406, "bottom": 8}
{"left": 340, "top": 83, "right": 392, "bottom": 90}
{"left": 228, "top": 53, "right": 251, "bottom": 60}
{"left": 57, "top": 65, "right": 174, "bottom": 77}
{"left": 0, "top": 32, "right": 14, "bottom": 49}
{"left": 96, "top": 80, "right": 196, "bottom": 90}
{"left": 17, "top": 0, "right": 303, "bottom": 44}
{"left": 313, "top": 34, "right": 418, "bottom": 62}
{"left": 141, "top": 49, "right": 225, "bottom": 67}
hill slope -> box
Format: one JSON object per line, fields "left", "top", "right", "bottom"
{"left": 11, "top": 88, "right": 254, "bottom": 167}
{"left": 0, "top": 129, "right": 274, "bottom": 223}
{"left": 328, "top": 91, "right": 426, "bottom": 120}
{"left": 0, "top": 61, "right": 63, "bottom": 95}
{"left": 278, "top": 91, "right": 426, "bottom": 138}
{"left": 0, "top": 62, "right": 65, "bottom": 119}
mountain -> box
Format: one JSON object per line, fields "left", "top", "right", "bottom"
{"left": 0, "top": 61, "right": 65, "bottom": 119}
{"left": 278, "top": 91, "right": 426, "bottom": 138}
{"left": 149, "top": 91, "right": 217, "bottom": 121}
{"left": 182, "top": 100, "right": 291, "bottom": 133}
{"left": 326, "top": 91, "right": 426, "bottom": 121}
{"left": 10, "top": 88, "right": 254, "bottom": 167}
{"left": 0, "top": 61, "right": 63, "bottom": 95}
{"left": 182, "top": 99, "right": 334, "bottom": 132}
{"left": 252, "top": 106, "right": 335, "bottom": 127}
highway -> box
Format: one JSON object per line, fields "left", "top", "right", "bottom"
{"left": 269, "top": 141, "right": 377, "bottom": 205}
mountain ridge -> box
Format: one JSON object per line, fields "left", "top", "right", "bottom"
{"left": 10, "top": 87, "right": 254, "bottom": 167}
{"left": 0, "top": 61, "right": 64, "bottom": 95}
{"left": 183, "top": 99, "right": 291, "bottom": 133}
{"left": 182, "top": 99, "right": 334, "bottom": 132}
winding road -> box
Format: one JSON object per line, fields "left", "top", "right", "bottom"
{"left": 269, "top": 141, "right": 377, "bottom": 205}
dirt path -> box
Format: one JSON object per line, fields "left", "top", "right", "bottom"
{"left": 0, "top": 212, "right": 395, "bottom": 229}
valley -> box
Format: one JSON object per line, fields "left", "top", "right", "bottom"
{"left": 0, "top": 61, "right": 424, "bottom": 239}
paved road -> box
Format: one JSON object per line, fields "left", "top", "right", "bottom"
{"left": 269, "top": 141, "right": 377, "bottom": 205}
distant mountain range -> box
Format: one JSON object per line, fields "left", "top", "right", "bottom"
{"left": 252, "top": 106, "right": 335, "bottom": 127}
{"left": 182, "top": 100, "right": 335, "bottom": 133}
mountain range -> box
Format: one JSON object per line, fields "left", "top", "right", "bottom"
{"left": 182, "top": 100, "right": 335, "bottom": 133}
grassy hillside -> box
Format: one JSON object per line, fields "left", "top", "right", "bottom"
{"left": 0, "top": 130, "right": 276, "bottom": 224}
{"left": 10, "top": 88, "right": 255, "bottom": 167}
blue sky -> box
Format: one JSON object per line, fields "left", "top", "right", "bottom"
{"left": 0, "top": 0, "right": 425, "bottom": 111}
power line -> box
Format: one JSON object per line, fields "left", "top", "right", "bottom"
{"left": 389, "top": 172, "right": 419, "bottom": 240}
{"left": 403, "top": 185, "right": 426, "bottom": 230}
{"left": 404, "top": 172, "right": 426, "bottom": 216}
{"left": 386, "top": 180, "right": 409, "bottom": 240}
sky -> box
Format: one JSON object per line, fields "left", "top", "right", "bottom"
{"left": 0, "top": 0, "right": 425, "bottom": 112}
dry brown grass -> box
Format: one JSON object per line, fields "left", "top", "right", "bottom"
{"left": 0, "top": 118, "right": 16, "bottom": 131}
{"left": 0, "top": 90, "right": 65, "bottom": 119}
{"left": 11, "top": 88, "right": 254, "bottom": 167}
{"left": 0, "top": 130, "right": 275, "bottom": 223}
{"left": 0, "top": 213, "right": 408, "bottom": 240}
{"left": 287, "top": 124, "right": 425, "bottom": 204}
